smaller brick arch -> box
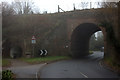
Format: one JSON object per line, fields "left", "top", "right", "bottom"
{"left": 71, "top": 23, "right": 101, "bottom": 58}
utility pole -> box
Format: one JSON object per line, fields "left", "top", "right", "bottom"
{"left": 58, "top": 5, "right": 65, "bottom": 13}
{"left": 58, "top": 5, "right": 60, "bottom": 13}
{"left": 73, "top": 3, "right": 76, "bottom": 11}
{"left": 31, "top": 35, "right": 36, "bottom": 57}
{"left": 90, "top": 2, "right": 92, "bottom": 9}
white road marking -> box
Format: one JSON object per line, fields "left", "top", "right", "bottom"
{"left": 99, "top": 61, "right": 103, "bottom": 68}
{"left": 36, "top": 72, "right": 38, "bottom": 79}
{"left": 80, "top": 72, "right": 88, "bottom": 78}
{"left": 36, "top": 63, "right": 47, "bottom": 79}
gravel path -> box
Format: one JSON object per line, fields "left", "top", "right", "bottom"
{"left": 6, "top": 59, "right": 46, "bottom": 78}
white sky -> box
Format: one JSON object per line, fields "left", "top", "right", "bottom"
{"left": 0, "top": 0, "right": 120, "bottom": 13}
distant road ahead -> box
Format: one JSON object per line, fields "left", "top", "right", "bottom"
{"left": 39, "top": 52, "right": 120, "bottom": 78}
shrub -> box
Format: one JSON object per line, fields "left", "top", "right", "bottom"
{"left": 2, "top": 70, "right": 14, "bottom": 80}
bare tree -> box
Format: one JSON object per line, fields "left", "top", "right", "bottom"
{"left": 100, "top": 2, "right": 118, "bottom": 8}
{"left": 80, "top": 2, "right": 89, "bottom": 9}
{"left": 12, "top": 2, "right": 22, "bottom": 14}
{"left": 2, "top": 2, "right": 15, "bottom": 16}
{"left": 12, "top": 1, "right": 34, "bottom": 15}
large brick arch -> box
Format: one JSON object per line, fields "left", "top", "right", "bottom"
{"left": 70, "top": 23, "right": 101, "bottom": 58}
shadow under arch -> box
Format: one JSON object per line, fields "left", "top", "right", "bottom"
{"left": 71, "top": 23, "right": 101, "bottom": 58}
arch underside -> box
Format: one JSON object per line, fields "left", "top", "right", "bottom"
{"left": 71, "top": 23, "right": 101, "bottom": 58}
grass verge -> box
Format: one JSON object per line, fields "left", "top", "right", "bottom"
{"left": 103, "top": 57, "right": 120, "bottom": 74}
{"left": 89, "top": 51, "right": 94, "bottom": 54}
{"left": 20, "top": 56, "right": 71, "bottom": 64}
{"left": 2, "top": 59, "right": 11, "bottom": 67}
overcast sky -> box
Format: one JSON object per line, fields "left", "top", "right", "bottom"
{"left": 0, "top": 0, "right": 120, "bottom": 13}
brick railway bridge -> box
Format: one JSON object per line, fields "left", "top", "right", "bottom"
{"left": 2, "top": 6, "right": 120, "bottom": 67}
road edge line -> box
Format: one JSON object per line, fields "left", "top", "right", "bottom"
{"left": 79, "top": 72, "right": 88, "bottom": 78}
{"left": 37, "top": 63, "right": 48, "bottom": 78}
{"left": 36, "top": 72, "right": 38, "bottom": 80}
{"left": 99, "top": 61, "right": 103, "bottom": 68}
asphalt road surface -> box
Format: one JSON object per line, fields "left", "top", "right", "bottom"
{"left": 39, "top": 51, "right": 120, "bottom": 78}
